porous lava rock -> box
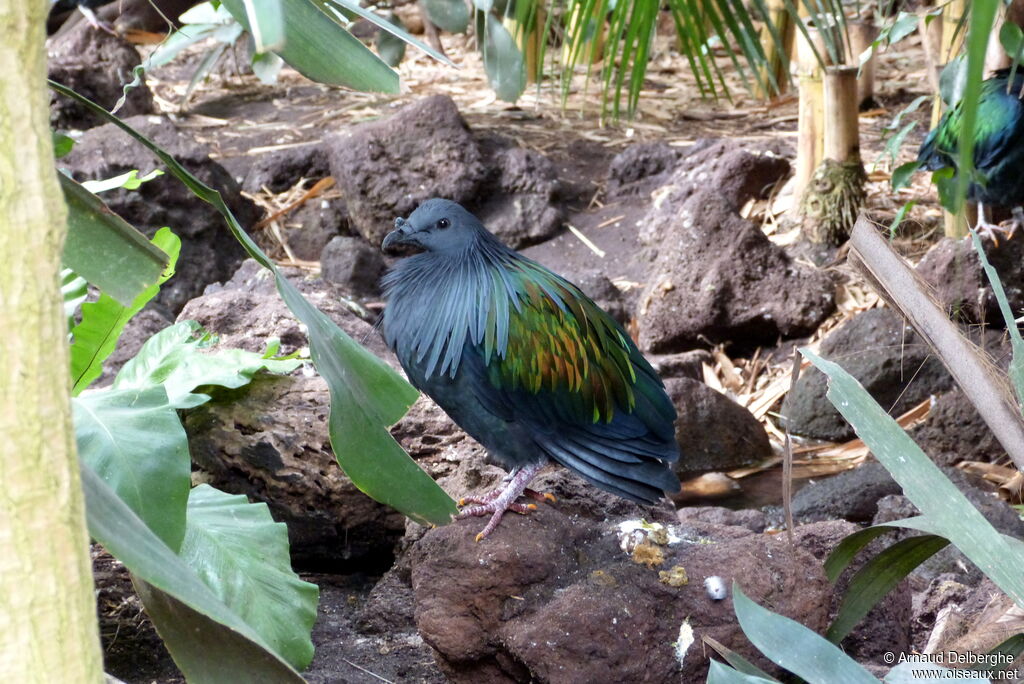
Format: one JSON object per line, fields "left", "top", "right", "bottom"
{"left": 781, "top": 308, "right": 952, "bottom": 441}
{"left": 909, "top": 389, "right": 1008, "bottom": 467}
{"left": 666, "top": 377, "right": 772, "bottom": 474}
{"left": 916, "top": 231, "right": 1024, "bottom": 325}
{"left": 49, "top": 23, "right": 153, "bottom": 130}
{"left": 327, "top": 95, "right": 563, "bottom": 248}
{"left": 320, "top": 235, "right": 387, "bottom": 299}
{"left": 636, "top": 191, "right": 834, "bottom": 352}
{"left": 405, "top": 503, "right": 831, "bottom": 683}
{"left": 60, "top": 115, "right": 255, "bottom": 314}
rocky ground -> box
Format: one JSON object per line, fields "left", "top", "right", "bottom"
{"left": 49, "top": 15, "right": 1024, "bottom": 684}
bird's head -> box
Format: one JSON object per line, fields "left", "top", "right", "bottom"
{"left": 382, "top": 199, "right": 483, "bottom": 254}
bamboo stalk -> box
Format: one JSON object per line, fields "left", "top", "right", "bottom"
{"left": 562, "top": 0, "right": 606, "bottom": 67}
{"left": 792, "top": 27, "right": 829, "bottom": 204}
{"left": 824, "top": 66, "right": 860, "bottom": 163}
{"left": 847, "top": 20, "right": 878, "bottom": 107}
{"left": 755, "top": 0, "right": 794, "bottom": 98}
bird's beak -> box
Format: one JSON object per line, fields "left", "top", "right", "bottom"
{"left": 382, "top": 216, "right": 414, "bottom": 252}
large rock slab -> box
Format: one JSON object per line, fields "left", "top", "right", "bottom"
{"left": 406, "top": 504, "right": 831, "bottom": 683}
{"left": 782, "top": 308, "right": 952, "bottom": 441}
{"left": 667, "top": 377, "right": 772, "bottom": 474}
{"left": 60, "top": 115, "right": 256, "bottom": 314}
{"left": 916, "top": 231, "right": 1024, "bottom": 326}
{"left": 49, "top": 23, "right": 153, "bottom": 130}
{"left": 327, "top": 95, "right": 563, "bottom": 248}
{"left": 636, "top": 191, "right": 834, "bottom": 352}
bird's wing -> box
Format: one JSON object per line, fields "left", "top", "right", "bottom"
{"left": 463, "top": 260, "right": 680, "bottom": 502}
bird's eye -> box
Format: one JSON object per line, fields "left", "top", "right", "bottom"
{"left": 437, "top": 218, "right": 450, "bottom": 229}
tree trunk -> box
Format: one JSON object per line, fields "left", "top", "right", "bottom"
{"left": 0, "top": 1, "right": 104, "bottom": 681}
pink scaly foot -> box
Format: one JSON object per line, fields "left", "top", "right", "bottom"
{"left": 456, "top": 462, "right": 551, "bottom": 541}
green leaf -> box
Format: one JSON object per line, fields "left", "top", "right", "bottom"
{"left": 886, "top": 200, "right": 916, "bottom": 238}
{"left": 251, "top": 51, "right": 285, "bottom": 84}
{"left": 890, "top": 162, "right": 920, "bottom": 191}
{"left": 423, "top": 0, "right": 470, "bottom": 33}
{"left": 376, "top": 13, "right": 408, "bottom": 67}
{"left": 81, "top": 168, "right": 163, "bottom": 194}
{"left": 239, "top": 0, "right": 285, "bottom": 52}
{"left": 61, "top": 268, "right": 88, "bottom": 331}
{"left": 703, "top": 635, "right": 779, "bottom": 681}
{"left": 706, "top": 660, "right": 779, "bottom": 684}
{"left": 74, "top": 386, "right": 191, "bottom": 551}
{"left": 53, "top": 131, "right": 75, "bottom": 158}
{"left": 69, "top": 227, "right": 180, "bottom": 394}
{"left": 50, "top": 81, "right": 458, "bottom": 527}
{"left": 481, "top": 11, "right": 526, "bottom": 103}
{"left": 59, "top": 172, "right": 170, "bottom": 306}
{"left": 80, "top": 464, "right": 306, "bottom": 682}
{"left": 803, "top": 349, "right": 1024, "bottom": 608}
{"left": 319, "top": 0, "right": 454, "bottom": 66}
{"left": 732, "top": 583, "right": 879, "bottom": 684}
{"left": 826, "top": 535, "right": 949, "bottom": 643}
{"left": 113, "top": 320, "right": 302, "bottom": 409}
{"left": 148, "top": 23, "right": 224, "bottom": 70}
{"left": 999, "top": 21, "right": 1024, "bottom": 62}
{"left": 179, "top": 485, "right": 319, "bottom": 669}
{"left": 220, "top": 0, "right": 399, "bottom": 93}
{"left": 886, "top": 12, "right": 918, "bottom": 45}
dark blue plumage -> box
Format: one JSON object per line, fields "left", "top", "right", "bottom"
{"left": 918, "top": 68, "right": 1024, "bottom": 235}
{"left": 381, "top": 199, "right": 680, "bottom": 539}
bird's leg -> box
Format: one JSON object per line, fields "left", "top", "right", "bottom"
{"left": 456, "top": 462, "right": 549, "bottom": 541}
{"left": 973, "top": 202, "right": 1017, "bottom": 245}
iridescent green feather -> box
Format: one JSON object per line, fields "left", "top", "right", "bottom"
{"left": 485, "top": 260, "right": 643, "bottom": 424}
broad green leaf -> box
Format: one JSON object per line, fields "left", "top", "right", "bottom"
{"left": 59, "top": 172, "right": 169, "bottom": 306}
{"left": 53, "top": 131, "right": 75, "bottom": 158}
{"left": 703, "top": 635, "right": 779, "bottom": 681}
{"left": 74, "top": 386, "right": 190, "bottom": 550}
{"left": 113, "top": 320, "right": 301, "bottom": 409}
{"left": 952, "top": 1, "right": 999, "bottom": 211}
{"left": 69, "top": 228, "right": 180, "bottom": 394}
{"left": 376, "top": 13, "right": 408, "bottom": 68}
{"left": 481, "top": 12, "right": 526, "bottom": 103}
{"left": 240, "top": 0, "right": 285, "bottom": 52}
{"left": 179, "top": 485, "right": 319, "bottom": 669}
{"left": 220, "top": 0, "right": 399, "bottom": 93}
{"left": 251, "top": 51, "right": 285, "bottom": 84}
{"left": 81, "top": 168, "right": 163, "bottom": 194}
{"left": 80, "top": 465, "right": 306, "bottom": 682}
{"left": 826, "top": 535, "right": 949, "bottom": 643}
{"left": 319, "top": 0, "right": 454, "bottom": 65}
{"left": 999, "top": 21, "right": 1024, "bottom": 64}
{"left": 969, "top": 230, "right": 1024, "bottom": 410}
{"left": 50, "top": 81, "right": 458, "bottom": 526}
{"left": 61, "top": 268, "right": 88, "bottom": 331}
{"left": 886, "top": 12, "right": 918, "bottom": 45}
{"left": 890, "top": 162, "right": 919, "bottom": 192}
{"left": 148, "top": 23, "right": 224, "bottom": 69}
{"left": 423, "top": 0, "right": 470, "bottom": 33}
{"left": 884, "top": 662, "right": 989, "bottom": 683}
{"left": 706, "top": 660, "right": 779, "bottom": 684}
{"left": 804, "top": 350, "right": 1024, "bottom": 608}
{"left": 732, "top": 583, "right": 879, "bottom": 684}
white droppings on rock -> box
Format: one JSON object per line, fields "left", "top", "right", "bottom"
{"left": 674, "top": 619, "right": 694, "bottom": 666}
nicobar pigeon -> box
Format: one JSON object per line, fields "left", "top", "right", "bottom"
{"left": 380, "top": 199, "right": 681, "bottom": 541}
{"left": 917, "top": 67, "right": 1024, "bottom": 241}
